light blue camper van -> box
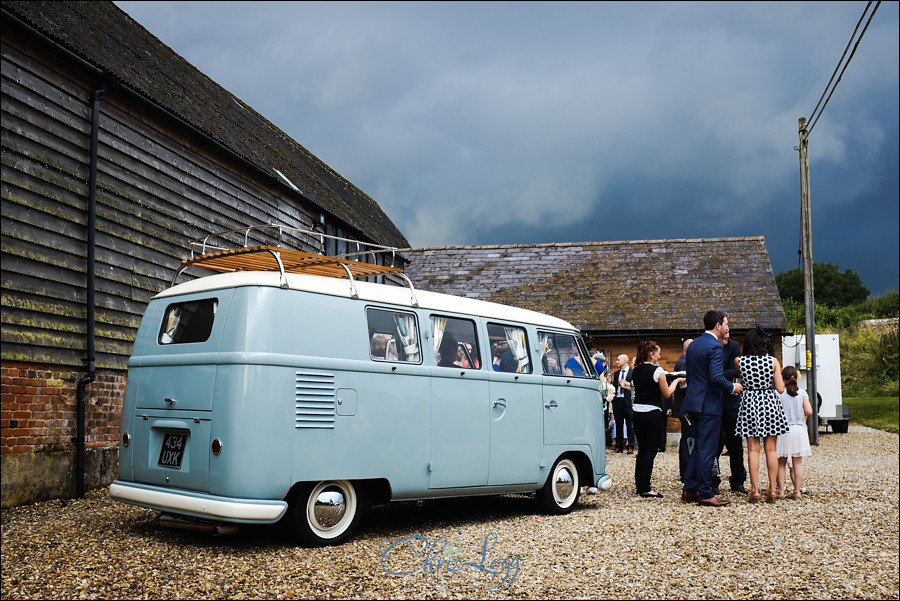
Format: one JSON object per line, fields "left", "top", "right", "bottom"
{"left": 110, "top": 227, "right": 611, "bottom": 547}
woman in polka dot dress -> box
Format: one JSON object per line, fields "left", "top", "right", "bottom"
{"left": 734, "top": 326, "right": 788, "bottom": 503}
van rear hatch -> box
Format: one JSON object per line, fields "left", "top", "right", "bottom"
{"left": 130, "top": 364, "right": 215, "bottom": 492}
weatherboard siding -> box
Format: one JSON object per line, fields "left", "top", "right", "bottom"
{"left": 2, "top": 26, "right": 323, "bottom": 370}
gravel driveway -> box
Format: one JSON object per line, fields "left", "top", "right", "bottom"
{"left": 2, "top": 425, "right": 898, "bottom": 600}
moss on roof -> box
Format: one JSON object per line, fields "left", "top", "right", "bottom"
{"left": 404, "top": 237, "right": 787, "bottom": 334}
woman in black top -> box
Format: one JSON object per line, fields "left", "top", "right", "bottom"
{"left": 632, "top": 340, "right": 684, "bottom": 498}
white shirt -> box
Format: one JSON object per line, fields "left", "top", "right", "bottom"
{"left": 616, "top": 367, "right": 629, "bottom": 397}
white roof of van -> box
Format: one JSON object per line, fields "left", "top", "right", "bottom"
{"left": 155, "top": 271, "right": 575, "bottom": 330}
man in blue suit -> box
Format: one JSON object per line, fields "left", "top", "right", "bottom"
{"left": 681, "top": 310, "right": 743, "bottom": 507}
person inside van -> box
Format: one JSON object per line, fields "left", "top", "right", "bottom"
{"left": 370, "top": 333, "right": 393, "bottom": 360}
{"left": 562, "top": 337, "right": 587, "bottom": 377}
{"left": 541, "top": 338, "right": 561, "bottom": 375}
{"left": 456, "top": 342, "right": 480, "bottom": 369}
{"left": 437, "top": 333, "right": 459, "bottom": 367}
{"left": 497, "top": 345, "right": 519, "bottom": 372}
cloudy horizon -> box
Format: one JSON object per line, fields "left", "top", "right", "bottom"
{"left": 114, "top": 1, "right": 899, "bottom": 296}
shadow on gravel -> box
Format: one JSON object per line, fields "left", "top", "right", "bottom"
{"left": 125, "top": 493, "right": 593, "bottom": 550}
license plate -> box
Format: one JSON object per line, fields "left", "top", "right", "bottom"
{"left": 158, "top": 432, "right": 187, "bottom": 468}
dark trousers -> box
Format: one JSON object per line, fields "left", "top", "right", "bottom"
{"left": 612, "top": 399, "right": 635, "bottom": 450}
{"left": 713, "top": 408, "right": 746, "bottom": 490}
{"left": 683, "top": 412, "right": 721, "bottom": 500}
{"left": 659, "top": 414, "right": 669, "bottom": 451}
{"left": 633, "top": 410, "right": 663, "bottom": 494}
{"left": 678, "top": 416, "right": 694, "bottom": 483}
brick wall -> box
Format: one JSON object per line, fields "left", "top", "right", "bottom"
{"left": 1, "top": 362, "right": 125, "bottom": 453}
{"left": 1, "top": 361, "right": 124, "bottom": 506}
{"left": 590, "top": 336, "right": 692, "bottom": 435}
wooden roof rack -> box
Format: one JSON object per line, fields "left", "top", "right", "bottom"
{"left": 171, "top": 224, "right": 418, "bottom": 304}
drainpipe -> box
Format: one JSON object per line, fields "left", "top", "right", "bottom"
{"left": 75, "top": 85, "right": 106, "bottom": 498}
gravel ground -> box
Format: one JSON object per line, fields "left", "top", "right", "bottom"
{"left": 2, "top": 425, "right": 898, "bottom": 600}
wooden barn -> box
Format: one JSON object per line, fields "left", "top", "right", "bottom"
{"left": 1, "top": 0, "right": 408, "bottom": 506}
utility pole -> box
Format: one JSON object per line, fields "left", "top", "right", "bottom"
{"left": 798, "top": 117, "right": 818, "bottom": 445}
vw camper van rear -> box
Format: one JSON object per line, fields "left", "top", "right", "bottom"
{"left": 111, "top": 229, "right": 611, "bottom": 546}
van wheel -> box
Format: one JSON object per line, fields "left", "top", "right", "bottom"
{"left": 286, "top": 480, "right": 364, "bottom": 547}
{"left": 537, "top": 457, "right": 580, "bottom": 514}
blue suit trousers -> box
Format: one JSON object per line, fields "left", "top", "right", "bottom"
{"left": 683, "top": 412, "right": 721, "bottom": 499}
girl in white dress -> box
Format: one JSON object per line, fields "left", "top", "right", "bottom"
{"left": 776, "top": 365, "right": 813, "bottom": 499}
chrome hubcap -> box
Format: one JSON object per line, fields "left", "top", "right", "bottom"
{"left": 313, "top": 487, "right": 346, "bottom": 529}
{"left": 554, "top": 466, "right": 574, "bottom": 500}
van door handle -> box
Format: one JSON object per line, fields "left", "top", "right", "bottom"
{"left": 545, "top": 400, "right": 559, "bottom": 409}
{"left": 493, "top": 400, "right": 506, "bottom": 408}
{"left": 164, "top": 397, "right": 177, "bottom": 404}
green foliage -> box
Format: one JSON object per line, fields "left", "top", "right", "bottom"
{"left": 775, "top": 262, "right": 870, "bottom": 307}
{"left": 783, "top": 290, "right": 899, "bottom": 400}
{"left": 866, "top": 290, "right": 900, "bottom": 318}
{"left": 783, "top": 290, "right": 899, "bottom": 333}
{"left": 840, "top": 327, "right": 899, "bottom": 397}
{"left": 782, "top": 298, "right": 805, "bottom": 333}
{"left": 843, "top": 397, "right": 899, "bottom": 434}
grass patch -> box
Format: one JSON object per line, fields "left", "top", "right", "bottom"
{"left": 843, "top": 397, "right": 899, "bottom": 433}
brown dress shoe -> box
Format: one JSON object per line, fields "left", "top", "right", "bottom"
{"left": 626, "top": 448, "right": 634, "bottom": 454}
{"left": 681, "top": 491, "right": 699, "bottom": 502}
{"left": 698, "top": 496, "right": 731, "bottom": 507}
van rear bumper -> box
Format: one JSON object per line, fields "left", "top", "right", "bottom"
{"left": 109, "top": 480, "right": 288, "bottom": 524}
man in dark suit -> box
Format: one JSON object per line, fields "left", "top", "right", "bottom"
{"left": 713, "top": 330, "right": 747, "bottom": 494}
{"left": 681, "top": 311, "right": 743, "bottom": 507}
{"left": 610, "top": 353, "right": 635, "bottom": 453}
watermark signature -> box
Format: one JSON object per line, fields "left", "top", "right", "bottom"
{"left": 379, "top": 532, "right": 519, "bottom": 590}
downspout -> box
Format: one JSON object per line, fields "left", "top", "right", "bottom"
{"left": 75, "top": 85, "right": 106, "bottom": 498}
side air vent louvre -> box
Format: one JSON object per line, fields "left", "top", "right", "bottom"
{"left": 295, "top": 372, "right": 336, "bottom": 429}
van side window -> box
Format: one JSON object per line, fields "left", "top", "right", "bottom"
{"left": 366, "top": 308, "right": 421, "bottom": 363}
{"left": 159, "top": 299, "right": 218, "bottom": 344}
{"left": 538, "top": 332, "right": 593, "bottom": 378}
{"left": 431, "top": 316, "right": 480, "bottom": 369}
{"left": 487, "top": 323, "right": 531, "bottom": 373}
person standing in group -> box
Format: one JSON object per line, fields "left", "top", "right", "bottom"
{"left": 734, "top": 325, "right": 788, "bottom": 503}
{"left": 713, "top": 329, "right": 747, "bottom": 495}
{"left": 775, "top": 365, "right": 812, "bottom": 500}
{"left": 610, "top": 354, "right": 635, "bottom": 454}
{"left": 682, "top": 311, "right": 743, "bottom": 507}
{"left": 631, "top": 340, "right": 684, "bottom": 498}
{"left": 672, "top": 338, "right": 692, "bottom": 483}
{"left": 592, "top": 351, "right": 607, "bottom": 377}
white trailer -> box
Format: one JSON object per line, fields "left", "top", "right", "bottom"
{"left": 782, "top": 334, "right": 850, "bottom": 433}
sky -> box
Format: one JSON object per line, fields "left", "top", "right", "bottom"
{"left": 114, "top": 1, "right": 899, "bottom": 296}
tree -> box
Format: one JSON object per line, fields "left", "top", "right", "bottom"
{"left": 775, "top": 262, "right": 870, "bottom": 307}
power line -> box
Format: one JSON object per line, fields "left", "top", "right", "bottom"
{"left": 807, "top": 1, "right": 882, "bottom": 135}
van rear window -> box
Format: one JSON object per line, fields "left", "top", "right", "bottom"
{"left": 159, "top": 299, "right": 218, "bottom": 344}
